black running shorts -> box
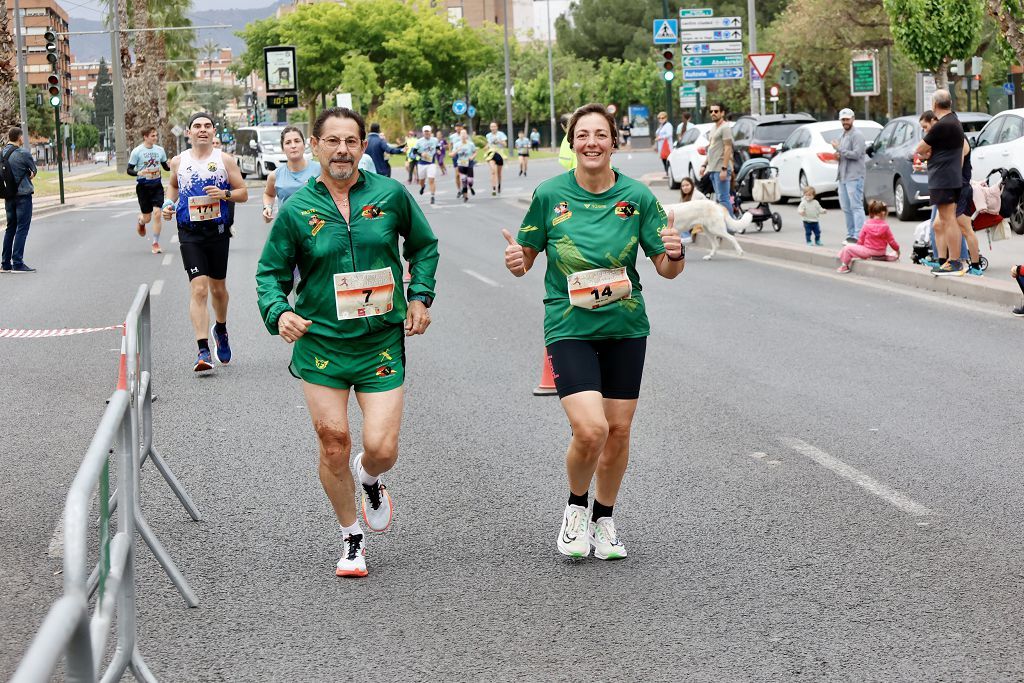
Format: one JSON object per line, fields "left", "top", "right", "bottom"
{"left": 491, "top": 153, "right": 504, "bottom": 167}
{"left": 955, "top": 185, "right": 973, "bottom": 217}
{"left": 546, "top": 337, "right": 647, "bottom": 400}
{"left": 930, "top": 187, "right": 961, "bottom": 207}
{"left": 136, "top": 182, "right": 164, "bottom": 213}
{"left": 179, "top": 233, "right": 230, "bottom": 281}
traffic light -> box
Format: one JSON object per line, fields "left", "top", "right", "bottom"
{"left": 662, "top": 48, "right": 675, "bottom": 82}
{"left": 47, "top": 74, "right": 60, "bottom": 107}
{"left": 44, "top": 29, "right": 59, "bottom": 66}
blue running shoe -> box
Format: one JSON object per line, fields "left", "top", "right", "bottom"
{"left": 210, "top": 325, "right": 231, "bottom": 364}
{"left": 194, "top": 348, "right": 213, "bottom": 372}
{"left": 967, "top": 264, "right": 984, "bottom": 276}
{"left": 921, "top": 257, "right": 940, "bottom": 269}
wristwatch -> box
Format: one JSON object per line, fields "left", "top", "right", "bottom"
{"left": 668, "top": 245, "right": 686, "bottom": 262}
{"left": 409, "top": 294, "right": 433, "bottom": 308}
{"left": 224, "top": 189, "right": 232, "bottom": 199}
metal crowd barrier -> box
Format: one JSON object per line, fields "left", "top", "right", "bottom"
{"left": 11, "top": 284, "right": 201, "bottom": 683}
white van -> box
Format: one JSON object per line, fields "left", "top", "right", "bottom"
{"left": 234, "top": 124, "right": 309, "bottom": 179}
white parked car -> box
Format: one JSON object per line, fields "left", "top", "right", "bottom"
{"left": 969, "top": 108, "right": 1024, "bottom": 233}
{"left": 770, "top": 120, "right": 883, "bottom": 200}
{"left": 667, "top": 123, "right": 714, "bottom": 190}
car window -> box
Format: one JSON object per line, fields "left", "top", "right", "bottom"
{"left": 681, "top": 128, "right": 701, "bottom": 145}
{"left": 997, "top": 115, "right": 1023, "bottom": 144}
{"left": 732, "top": 121, "right": 750, "bottom": 142}
{"left": 753, "top": 120, "right": 816, "bottom": 144}
{"left": 860, "top": 126, "right": 881, "bottom": 143}
{"left": 961, "top": 118, "right": 990, "bottom": 135}
{"left": 820, "top": 127, "right": 843, "bottom": 142}
{"left": 975, "top": 118, "right": 1003, "bottom": 147}
{"left": 872, "top": 123, "right": 896, "bottom": 154}
{"left": 891, "top": 123, "right": 913, "bottom": 147}
{"left": 783, "top": 130, "right": 802, "bottom": 149}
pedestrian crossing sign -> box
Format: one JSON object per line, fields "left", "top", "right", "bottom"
{"left": 653, "top": 19, "right": 679, "bottom": 45}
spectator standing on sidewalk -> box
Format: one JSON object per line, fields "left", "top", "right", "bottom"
{"left": 916, "top": 90, "right": 967, "bottom": 276}
{"left": 700, "top": 103, "right": 736, "bottom": 217}
{"left": 654, "top": 111, "right": 673, "bottom": 176}
{"left": 797, "top": 186, "right": 826, "bottom": 246}
{"left": 836, "top": 200, "right": 899, "bottom": 273}
{"left": 831, "top": 108, "right": 867, "bottom": 244}
{"left": 1, "top": 127, "right": 38, "bottom": 273}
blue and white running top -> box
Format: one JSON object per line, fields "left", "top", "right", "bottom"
{"left": 175, "top": 148, "right": 230, "bottom": 228}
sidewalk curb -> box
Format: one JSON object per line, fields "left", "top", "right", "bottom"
{"left": 0, "top": 186, "right": 136, "bottom": 227}
{"left": 517, "top": 193, "right": 1022, "bottom": 309}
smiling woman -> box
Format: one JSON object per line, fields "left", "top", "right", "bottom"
{"left": 501, "top": 102, "right": 688, "bottom": 563}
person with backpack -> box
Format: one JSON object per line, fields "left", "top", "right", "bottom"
{"left": 2, "top": 127, "right": 38, "bottom": 273}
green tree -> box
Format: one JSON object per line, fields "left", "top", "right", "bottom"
{"left": 884, "top": 0, "right": 984, "bottom": 86}
{"left": 73, "top": 123, "right": 99, "bottom": 151}
{"left": 0, "top": 0, "right": 18, "bottom": 131}
{"left": 93, "top": 58, "right": 114, "bottom": 133}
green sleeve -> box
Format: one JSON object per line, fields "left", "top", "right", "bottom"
{"left": 398, "top": 186, "right": 439, "bottom": 301}
{"left": 639, "top": 190, "right": 667, "bottom": 258}
{"left": 255, "top": 208, "right": 299, "bottom": 335}
{"left": 517, "top": 190, "right": 548, "bottom": 252}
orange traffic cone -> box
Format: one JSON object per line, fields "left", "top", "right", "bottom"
{"left": 403, "top": 261, "right": 412, "bottom": 283}
{"left": 533, "top": 351, "right": 558, "bottom": 396}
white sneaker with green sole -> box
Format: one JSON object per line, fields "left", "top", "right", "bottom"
{"left": 556, "top": 504, "right": 590, "bottom": 558}
{"left": 589, "top": 517, "right": 627, "bottom": 560}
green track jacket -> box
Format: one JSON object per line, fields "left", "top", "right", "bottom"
{"left": 256, "top": 172, "right": 439, "bottom": 341}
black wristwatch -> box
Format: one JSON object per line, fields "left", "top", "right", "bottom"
{"left": 409, "top": 294, "right": 433, "bottom": 308}
{"left": 225, "top": 189, "right": 232, "bottom": 199}
{"left": 668, "top": 245, "right": 686, "bottom": 262}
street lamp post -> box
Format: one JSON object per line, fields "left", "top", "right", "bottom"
{"left": 12, "top": 0, "right": 30, "bottom": 133}
{"left": 502, "top": 0, "right": 515, "bottom": 143}
{"left": 546, "top": 0, "right": 556, "bottom": 149}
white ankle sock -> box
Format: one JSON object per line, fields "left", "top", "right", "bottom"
{"left": 340, "top": 521, "right": 363, "bottom": 538}
{"left": 357, "top": 462, "right": 379, "bottom": 487}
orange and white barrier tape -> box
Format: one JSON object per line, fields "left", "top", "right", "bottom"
{"left": 0, "top": 324, "right": 124, "bottom": 339}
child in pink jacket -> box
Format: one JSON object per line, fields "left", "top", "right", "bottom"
{"left": 837, "top": 200, "right": 900, "bottom": 273}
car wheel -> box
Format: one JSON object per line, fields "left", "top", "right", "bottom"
{"left": 257, "top": 163, "right": 267, "bottom": 181}
{"left": 689, "top": 164, "right": 698, "bottom": 182}
{"left": 894, "top": 179, "right": 915, "bottom": 222}
{"left": 772, "top": 213, "right": 782, "bottom": 231}
{"left": 241, "top": 172, "right": 248, "bottom": 179}
{"left": 669, "top": 170, "right": 681, "bottom": 190}
{"left": 1010, "top": 195, "right": 1024, "bottom": 235}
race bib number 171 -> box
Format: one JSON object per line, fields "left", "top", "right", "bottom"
{"left": 334, "top": 267, "right": 395, "bottom": 320}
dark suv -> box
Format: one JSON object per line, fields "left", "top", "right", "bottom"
{"left": 730, "top": 113, "right": 817, "bottom": 168}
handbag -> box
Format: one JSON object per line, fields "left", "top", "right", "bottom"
{"left": 752, "top": 177, "right": 780, "bottom": 203}
{"left": 659, "top": 138, "right": 671, "bottom": 160}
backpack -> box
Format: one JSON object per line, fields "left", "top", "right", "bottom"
{"left": 999, "top": 170, "right": 1024, "bottom": 218}
{"left": 0, "top": 146, "right": 18, "bottom": 200}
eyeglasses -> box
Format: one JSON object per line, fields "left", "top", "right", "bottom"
{"left": 316, "top": 136, "right": 362, "bottom": 150}
{"left": 709, "top": 109, "right": 722, "bottom": 114}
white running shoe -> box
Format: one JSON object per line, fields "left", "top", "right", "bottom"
{"left": 556, "top": 504, "right": 590, "bottom": 558}
{"left": 335, "top": 533, "right": 367, "bottom": 577}
{"left": 353, "top": 452, "right": 393, "bottom": 532}
{"left": 589, "top": 517, "right": 627, "bottom": 560}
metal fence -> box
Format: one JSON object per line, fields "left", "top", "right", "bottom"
{"left": 11, "top": 284, "right": 201, "bottom": 683}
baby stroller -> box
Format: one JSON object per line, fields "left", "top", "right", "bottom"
{"left": 734, "top": 158, "right": 782, "bottom": 233}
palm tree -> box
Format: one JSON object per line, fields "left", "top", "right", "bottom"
{"left": 0, "top": 0, "right": 20, "bottom": 132}
{"left": 150, "top": 0, "right": 194, "bottom": 155}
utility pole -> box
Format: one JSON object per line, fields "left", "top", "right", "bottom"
{"left": 109, "top": 18, "right": 128, "bottom": 173}
{"left": 747, "top": 0, "right": 759, "bottom": 115}
{"left": 662, "top": 0, "right": 672, "bottom": 123}
{"left": 12, "top": 0, "right": 30, "bottom": 133}
{"left": 502, "top": 0, "right": 515, "bottom": 144}
{"left": 546, "top": 0, "right": 556, "bottom": 149}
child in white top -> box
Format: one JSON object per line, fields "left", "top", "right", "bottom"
{"left": 797, "top": 186, "right": 826, "bottom": 246}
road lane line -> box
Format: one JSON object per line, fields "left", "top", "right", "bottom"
{"left": 781, "top": 437, "right": 933, "bottom": 517}
{"left": 462, "top": 269, "right": 499, "bottom": 287}
{"left": 112, "top": 210, "right": 134, "bottom": 219}
{"left": 151, "top": 279, "right": 164, "bottom": 296}
{"left": 161, "top": 254, "right": 173, "bottom": 266}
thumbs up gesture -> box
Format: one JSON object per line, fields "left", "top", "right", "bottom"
{"left": 502, "top": 228, "right": 527, "bottom": 276}
{"left": 661, "top": 210, "right": 682, "bottom": 260}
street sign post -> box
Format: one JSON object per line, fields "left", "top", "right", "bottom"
{"left": 653, "top": 19, "right": 679, "bottom": 44}
{"left": 681, "top": 54, "right": 744, "bottom": 68}
{"left": 679, "top": 8, "right": 714, "bottom": 17}
{"left": 682, "top": 66, "right": 744, "bottom": 80}
{"left": 680, "top": 41, "right": 743, "bottom": 55}
{"left": 850, "top": 52, "right": 879, "bottom": 96}
{"left": 679, "top": 83, "right": 707, "bottom": 108}
{"left": 467, "top": 105, "right": 477, "bottom": 118}
{"left": 452, "top": 99, "right": 467, "bottom": 116}
{"left": 678, "top": 29, "right": 743, "bottom": 42}
{"left": 748, "top": 53, "right": 775, "bottom": 79}
{"left": 678, "top": 16, "right": 742, "bottom": 29}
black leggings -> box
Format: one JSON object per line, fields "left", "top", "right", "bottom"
{"left": 546, "top": 337, "right": 647, "bottom": 400}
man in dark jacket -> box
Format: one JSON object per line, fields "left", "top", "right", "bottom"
{"left": 364, "top": 123, "right": 405, "bottom": 177}
{"left": 2, "top": 127, "right": 38, "bottom": 273}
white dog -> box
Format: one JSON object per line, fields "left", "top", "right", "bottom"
{"left": 663, "top": 199, "right": 752, "bottom": 260}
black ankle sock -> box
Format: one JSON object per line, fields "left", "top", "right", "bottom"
{"left": 214, "top": 321, "right": 227, "bottom": 334}
{"left": 568, "top": 491, "right": 588, "bottom": 508}
{"left": 939, "top": 257, "right": 948, "bottom": 266}
{"left": 197, "top": 339, "right": 210, "bottom": 352}
{"left": 592, "top": 501, "right": 613, "bottom": 522}
{"left": 971, "top": 261, "right": 981, "bottom": 269}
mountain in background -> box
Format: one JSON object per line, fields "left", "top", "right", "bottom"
{"left": 67, "top": 1, "right": 286, "bottom": 62}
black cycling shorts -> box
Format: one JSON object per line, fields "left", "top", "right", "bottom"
{"left": 930, "top": 187, "right": 961, "bottom": 207}
{"left": 491, "top": 153, "right": 504, "bottom": 167}
{"left": 179, "top": 233, "right": 230, "bottom": 281}
{"left": 546, "top": 337, "right": 647, "bottom": 400}
{"left": 955, "top": 186, "right": 973, "bottom": 217}
{"left": 136, "top": 182, "right": 164, "bottom": 213}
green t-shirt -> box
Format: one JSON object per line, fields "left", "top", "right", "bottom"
{"left": 517, "top": 169, "right": 667, "bottom": 346}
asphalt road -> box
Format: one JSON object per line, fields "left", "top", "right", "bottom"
{"left": 2, "top": 150, "right": 1023, "bottom": 681}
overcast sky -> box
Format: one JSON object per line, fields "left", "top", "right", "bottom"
{"left": 64, "top": 0, "right": 276, "bottom": 21}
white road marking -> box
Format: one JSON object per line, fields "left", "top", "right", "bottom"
{"left": 781, "top": 437, "right": 933, "bottom": 517}
{"left": 151, "top": 279, "right": 164, "bottom": 296}
{"left": 161, "top": 254, "right": 173, "bottom": 266}
{"left": 749, "top": 452, "right": 782, "bottom": 467}
{"left": 462, "top": 269, "right": 499, "bottom": 287}
{"left": 171, "top": 233, "right": 179, "bottom": 244}
{"left": 112, "top": 210, "right": 134, "bottom": 219}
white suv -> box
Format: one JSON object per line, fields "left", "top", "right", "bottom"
{"left": 970, "top": 108, "right": 1024, "bottom": 234}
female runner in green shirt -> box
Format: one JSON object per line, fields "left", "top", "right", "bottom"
{"left": 502, "top": 103, "right": 685, "bottom": 561}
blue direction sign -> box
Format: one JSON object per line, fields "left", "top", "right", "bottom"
{"left": 467, "top": 105, "right": 477, "bottom": 118}
{"left": 653, "top": 19, "right": 678, "bottom": 44}
{"left": 1004, "top": 82, "right": 1015, "bottom": 96}
{"left": 679, "top": 29, "right": 744, "bottom": 42}
{"left": 678, "top": 16, "right": 742, "bottom": 29}
{"left": 681, "top": 42, "right": 743, "bottom": 55}
{"left": 452, "top": 99, "right": 467, "bottom": 115}
{"left": 679, "top": 8, "right": 713, "bottom": 17}
{"left": 681, "top": 54, "right": 744, "bottom": 68}
{"left": 681, "top": 66, "right": 745, "bottom": 80}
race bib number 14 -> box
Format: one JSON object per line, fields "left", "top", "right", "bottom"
{"left": 567, "top": 267, "right": 632, "bottom": 310}
{"left": 334, "top": 267, "right": 395, "bottom": 320}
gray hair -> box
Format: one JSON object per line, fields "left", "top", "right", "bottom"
{"left": 932, "top": 89, "right": 952, "bottom": 111}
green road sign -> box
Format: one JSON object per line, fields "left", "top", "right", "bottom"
{"left": 681, "top": 54, "right": 743, "bottom": 68}
{"left": 679, "top": 8, "right": 713, "bottom": 17}
{"left": 850, "top": 53, "right": 879, "bottom": 96}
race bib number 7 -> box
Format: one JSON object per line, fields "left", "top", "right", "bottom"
{"left": 334, "top": 267, "right": 395, "bottom": 320}
{"left": 187, "top": 195, "right": 221, "bottom": 222}
{"left": 567, "top": 267, "right": 632, "bottom": 310}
